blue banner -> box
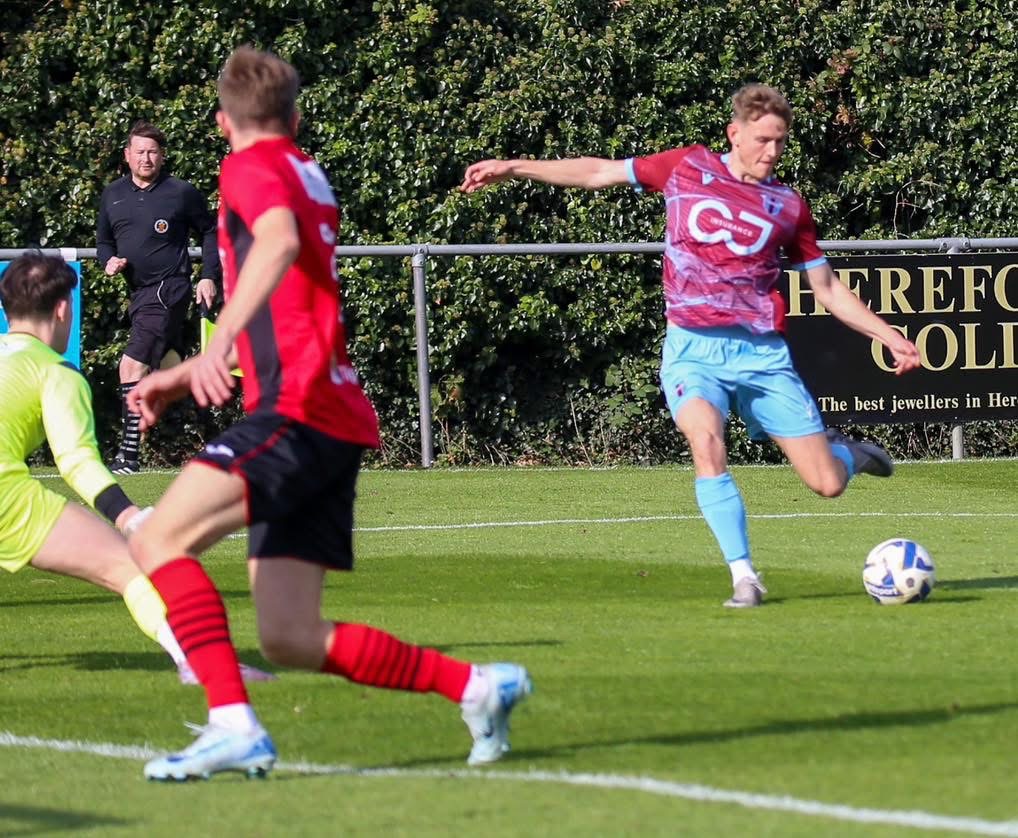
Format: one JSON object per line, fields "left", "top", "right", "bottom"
{"left": 0, "top": 260, "right": 82, "bottom": 367}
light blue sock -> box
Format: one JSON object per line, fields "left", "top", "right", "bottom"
{"left": 694, "top": 472, "right": 750, "bottom": 566}
{"left": 829, "top": 443, "right": 856, "bottom": 479}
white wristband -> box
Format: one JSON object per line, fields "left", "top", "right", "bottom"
{"left": 123, "top": 506, "right": 154, "bottom": 538}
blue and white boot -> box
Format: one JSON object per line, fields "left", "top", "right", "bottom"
{"left": 144, "top": 723, "right": 276, "bottom": 781}
{"left": 461, "top": 663, "right": 532, "bottom": 766}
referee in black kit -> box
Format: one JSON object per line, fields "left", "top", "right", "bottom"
{"left": 97, "top": 120, "right": 221, "bottom": 474}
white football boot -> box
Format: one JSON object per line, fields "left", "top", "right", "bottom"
{"left": 461, "top": 663, "right": 532, "bottom": 765}
{"left": 144, "top": 723, "right": 276, "bottom": 781}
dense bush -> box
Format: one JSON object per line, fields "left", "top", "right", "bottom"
{"left": 2, "top": 1, "right": 1016, "bottom": 465}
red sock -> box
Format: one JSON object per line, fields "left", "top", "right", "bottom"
{"left": 322, "top": 622, "right": 471, "bottom": 702}
{"left": 149, "top": 557, "right": 249, "bottom": 708}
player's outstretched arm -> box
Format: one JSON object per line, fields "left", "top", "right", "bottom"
{"left": 128, "top": 361, "right": 194, "bottom": 430}
{"left": 805, "top": 263, "right": 921, "bottom": 376}
{"left": 130, "top": 341, "right": 242, "bottom": 424}
{"left": 461, "top": 157, "right": 628, "bottom": 192}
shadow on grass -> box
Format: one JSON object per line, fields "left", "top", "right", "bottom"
{"left": 0, "top": 649, "right": 271, "bottom": 676}
{"left": 373, "top": 699, "right": 1018, "bottom": 770}
{"left": 938, "top": 576, "right": 1018, "bottom": 591}
{"left": 768, "top": 591, "right": 982, "bottom": 605}
{"left": 765, "top": 591, "right": 858, "bottom": 603}
{"left": 431, "top": 639, "right": 563, "bottom": 653}
{"left": 0, "top": 803, "right": 129, "bottom": 835}
{"left": 0, "top": 588, "right": 252, "bottom": 609}
{"left": 507, "top": 700, "right": 1018, "bottom": 761}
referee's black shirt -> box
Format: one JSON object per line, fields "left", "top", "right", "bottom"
{"left": 96, "top": 172, "right": 221, "bottom": 290}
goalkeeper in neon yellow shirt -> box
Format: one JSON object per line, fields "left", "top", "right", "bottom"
{"left": 0, "top": 252, "right": 271, "bottom": 684}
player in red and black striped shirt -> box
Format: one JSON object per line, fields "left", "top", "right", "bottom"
{"left": 129, "top": 46, "right": 531, "bottom": 782}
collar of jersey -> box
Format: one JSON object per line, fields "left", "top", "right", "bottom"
{"left": 130, "top": 172, "right": 167, "bottom": 192}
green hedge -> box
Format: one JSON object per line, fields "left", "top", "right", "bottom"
{"left": 3, "top": 1, "right": 1017, "bottom": 465}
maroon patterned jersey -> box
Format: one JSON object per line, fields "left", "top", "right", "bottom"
{"left": 627, "top": 145, "right": 827, "bottom": 333}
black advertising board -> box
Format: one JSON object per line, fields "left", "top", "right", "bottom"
{"left": 780, "top": 253, "right": 1018, "bottom": 424}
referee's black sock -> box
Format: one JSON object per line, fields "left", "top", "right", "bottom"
{"left": 120, "top": 381, "right": 141, "bottom": 463}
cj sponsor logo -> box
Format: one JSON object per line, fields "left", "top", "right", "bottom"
{"left": 687, "top": 198, "right": 773, "bottom": 256}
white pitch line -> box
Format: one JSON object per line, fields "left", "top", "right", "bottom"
{"left": 216, "top": 510, "right": 1018, "bottom": 539}
{"left": 351, "top": 510, "right": 1018, "bottom": 534}
{"left": 1, "top": 731, "right": 1016, "bottom": 836}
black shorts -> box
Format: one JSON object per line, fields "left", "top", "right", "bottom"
{"left": 194, "top": 412, "right": 364, "bottom": 569}
{"left": 125, "top": 278, "right": 191, "bottom": 368}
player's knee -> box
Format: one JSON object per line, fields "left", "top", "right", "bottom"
{"left": 810, "top": 472, "right": 846, "bottom": 499}
{"left": 258, "top": 623, "right": 318, "bottom": 668}
{"left": 682, "top": 427, "right": 727, "bottom": 466}
{"left": 258, "top": 630, "right": 299, "bottom": 667}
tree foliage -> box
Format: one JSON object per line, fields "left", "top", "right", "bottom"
{"left": 2, "top": 1, "right": 1016, "bottom": 464}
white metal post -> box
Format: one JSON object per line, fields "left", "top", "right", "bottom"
{"left": 411, "top": 249, "right": 435, "bottom": 467}
{"left": 947, "top": 243, "right": 966, "bottom": 461}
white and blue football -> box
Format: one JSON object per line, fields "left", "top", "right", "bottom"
{"left": 863, "top": 538, "right": 935, "bottom": 605}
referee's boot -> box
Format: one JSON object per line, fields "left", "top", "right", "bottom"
{"left": 110, "top": 451, "right": 140, "bottom": 475}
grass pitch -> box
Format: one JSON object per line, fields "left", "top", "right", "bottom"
{"left": 2, "top": 462, "right": 1018, "bottom": 837}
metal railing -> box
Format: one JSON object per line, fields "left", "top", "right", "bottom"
{"left": 6, "top": 236, "right": 1018, "bottom": 466}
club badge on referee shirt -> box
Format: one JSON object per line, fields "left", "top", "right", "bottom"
{"left": 154, "top": 219, "right": 169, "bottom": 234}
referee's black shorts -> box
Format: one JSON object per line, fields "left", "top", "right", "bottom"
{"left": 124, "top": 277, "right": 191, "bottom": 368}
{"left": 193, "top": 412, "right": 364, "bottom": 570}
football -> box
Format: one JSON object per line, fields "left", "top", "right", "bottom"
{"left": 862, "top": 538, "right": 935, "bottom": 605}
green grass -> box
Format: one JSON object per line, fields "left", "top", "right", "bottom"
{"left": 3, "top": 462, "right": 1018, "bottom": 837}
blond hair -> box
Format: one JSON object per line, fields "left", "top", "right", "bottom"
{"left": 218, "top": 45, "right": 299, "bottom": 130}
{"left": 731, "top": 84, "right": 793, "bottom": 127}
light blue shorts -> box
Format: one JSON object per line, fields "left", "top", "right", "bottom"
{"left": 660, "top": 324, "right": 825, "bottom": 440}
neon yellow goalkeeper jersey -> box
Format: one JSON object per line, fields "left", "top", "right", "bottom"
{"left": 0, "top": 332, "right": 116, "bottom": 507}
